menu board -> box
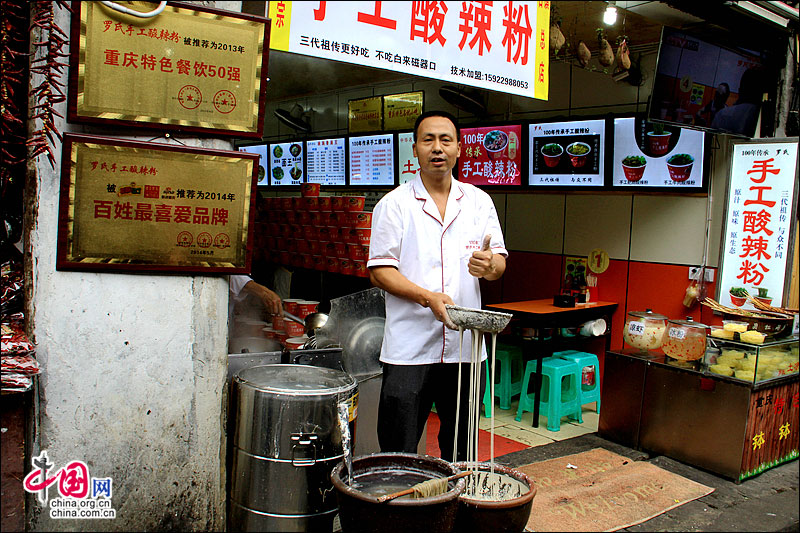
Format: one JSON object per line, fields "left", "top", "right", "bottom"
{"left": 612, "top": 117, "right": 705, "bottom": 188}
{"left": 529, "top": 120, "right": 605, "bottom": 187}
{"left": 269, "top": 141, "right": 304, "bottom": 187}
{"left": 459, "top": 125, "right": 523, "bottom": 186}
{"left": 349, "top": 134, "right": 395, "bottom": 186}
{"left": 306, "top": 138, "right": 346, "bottom": 186}
{"left": 397, "top": 132, "right": 420, "bottom": 184}
{"left": 238, "top": 143, "right": 268, "bottom": 186}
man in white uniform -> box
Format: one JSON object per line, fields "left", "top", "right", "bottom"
{"left": 367, "top": 110, "right": 507, "bottom": 461}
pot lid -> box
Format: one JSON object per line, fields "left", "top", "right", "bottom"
{"left": 667, "top": 317, "right": 708, "bottom": 329}
{"left": 627, "top": 309, "right": 668, "bottom": 320}
{"left": 235, "top": 364, "right": 356, "bottom": 394}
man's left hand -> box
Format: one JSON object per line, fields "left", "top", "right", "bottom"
{"left": 468, "top": 248, "right": 496, "bottom": 279}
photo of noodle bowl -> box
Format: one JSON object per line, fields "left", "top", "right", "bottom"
{"left": 483, "top": 130, "right": 509, "bottom": 153}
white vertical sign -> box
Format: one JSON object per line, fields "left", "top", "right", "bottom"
{"left": 718, "top": 140, "right": 798, "bottom": 309}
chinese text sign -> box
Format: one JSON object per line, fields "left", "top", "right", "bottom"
{"left": 57, "top": 134, "right": 256, "bottom": 273}
{"left": 268, "top": 1, "right": 549, "bottom": 100}
{"left": 460, "top": 125, "right": 523, "bottom": 186}
{"left": 718, "top": 140, "right": 798, "bottom": 308}
{"left": 70, "top": 2, "right": 269, "bottom": 137}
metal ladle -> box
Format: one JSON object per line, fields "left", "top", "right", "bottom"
{"left": 283, "top": 310, "right": 329, "bottom": 345}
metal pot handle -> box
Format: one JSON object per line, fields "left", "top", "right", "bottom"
{"left": 290, "top": 433, "right": 318, "bottom": 466}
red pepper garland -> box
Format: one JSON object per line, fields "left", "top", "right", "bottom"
{"left": 1, "top": 0, "right": 29, "bottom": 177}
{"left": 28, "top": 0, "right": 71, "bottom": 168}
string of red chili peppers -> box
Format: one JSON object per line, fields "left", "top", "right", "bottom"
{"left": 28, "top": 0, "right": 71, "bottom": 169}
{"left": 1, "top": 0, "right": 30, "bottom": 175}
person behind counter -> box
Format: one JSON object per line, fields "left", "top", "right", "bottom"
{"left": 229, "top": 274, "right": 283, "bottom": 316}
{"left": 367, "top": 110, "right": 507, "bottom": 461}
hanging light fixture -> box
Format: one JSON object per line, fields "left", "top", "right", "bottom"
{"left": 604, "top": 1, "right": 617, "bottom": 25}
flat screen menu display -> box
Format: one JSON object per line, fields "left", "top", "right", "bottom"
{"left": 648, "top": 27, "right": 775, "bottom": 138}
{"left": 269, "top": 141, "right": 304, "bottom": 186}
{"left": 458, "top": 125, "right": 522, "bottom": 186}
{"left": 306, "top": 138, "right": 346, "bottom": 186}
{"left": 397, "top": 132, "right": 420, "bottom": 184}
{"left": 349, "top": 134, "right": 395, "bottom": 186}
{"left": 612, "top": 117, "right": 705, "bottom": 188}
{"left": 238, "top": 143, "right": 268, "bottom": 186}
{"left": 529, "top": 120, "right": 605, "bottom": 187}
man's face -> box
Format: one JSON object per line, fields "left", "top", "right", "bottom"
{"left": 413, "top": 116, "right": 461, "bottom": 179}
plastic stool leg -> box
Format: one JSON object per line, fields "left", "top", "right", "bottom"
{"left": 515, "top": 361, "right": 535, "bottom": 422}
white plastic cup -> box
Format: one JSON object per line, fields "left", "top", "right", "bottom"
{"left": 579, "top": 319, "right": 607, "bottom": 337}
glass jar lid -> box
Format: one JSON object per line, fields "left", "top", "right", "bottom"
{"left": 667, "top": 317, "right": 708, "bottom": 330}
{"left": 627, "top": 309, "right": 668, "bottom": 320}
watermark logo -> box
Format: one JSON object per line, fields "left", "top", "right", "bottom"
{"left": 23, "top": 451, "right": 116, "bottom": 520}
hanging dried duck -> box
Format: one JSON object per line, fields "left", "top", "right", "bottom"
{"left": 550, "top": 21, "right": 565, "bottom": 54}
{"left": 597, "top": 28, "right": 614, "bottom": 67}
{"left": 616, "top": 38, "right": 631, "bottom": 71}
{"left": 577, "top": 40, "right": 591, "bottom": 68}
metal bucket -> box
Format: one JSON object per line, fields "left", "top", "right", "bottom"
{"left": 229, "top": 364, "right": 358, "bottom": 532}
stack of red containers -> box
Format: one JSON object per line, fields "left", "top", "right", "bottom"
{"left": 257, "top": 185, "right": 370, "bottom": 278}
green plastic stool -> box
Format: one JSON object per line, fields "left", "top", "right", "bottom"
{"left": 482, "top": 347, "right": 524, "bottom": 417}
{"left": 556, "top": 350, "right": 601, "bottom": 422}
{"left": 516, "top": 357, "right": 581, "bottom": 432}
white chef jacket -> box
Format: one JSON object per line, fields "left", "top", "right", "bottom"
{"left": 367, "top": 176, "right": 507, "bottom": 365}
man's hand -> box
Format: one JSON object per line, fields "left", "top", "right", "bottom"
{"left": 370, "top": 266, "right": 458, "bottom": 329}
{"left": 467, "top": 234, "right": 506, "bottom": 281}
{"left": 244, "top": 281, "right": 283, "bottom": 316}
{"left": 424, "top": 292, "right": 458, "bottom": 330}
{"left": 469, "top": 234, "right": 496, "bottom": 279}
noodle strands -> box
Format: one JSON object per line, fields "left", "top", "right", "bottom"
{"left": 376, "top": 471, "right": 473, "bottom": 503}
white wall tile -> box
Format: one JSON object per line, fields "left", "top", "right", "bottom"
{"left": 630, "top": 195, "right": 710, "bottom": 264}
{"left": 506, "top": 194, "right": 565, "bottom": 253}
{"left": 564, "top": 195, "right": 632, "bottom": 259}
{"left": 489, "top": 193, "right": 506, "bottom": 236}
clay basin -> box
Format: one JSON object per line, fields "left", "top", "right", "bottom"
{"left": 452, "top": 462, "right": 536, "bottom": 533}
{"left": 331, "top": 453, "right": 466, "bottom": 533}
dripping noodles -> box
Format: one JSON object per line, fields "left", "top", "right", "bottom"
{"left": 463, "top": 471, "right": 526, "bottom": 502}
{"left": 455, "top": 324, "right": 526, "bottom": 501}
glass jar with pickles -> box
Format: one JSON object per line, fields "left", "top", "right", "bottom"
{"left": 662, "top": 317, "right": 708, "bottom": 362}
{"left": 623, "top": 309, "right": 668, "bottom": 353}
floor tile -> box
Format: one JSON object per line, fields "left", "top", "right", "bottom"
{"left": 493, "top": 425, "right": 556, "bottom": 447}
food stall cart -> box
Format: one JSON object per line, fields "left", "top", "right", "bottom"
{"left": 600, "top": 333, "right": 799, "bottom": 482}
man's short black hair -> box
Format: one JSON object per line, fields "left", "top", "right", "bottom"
{"left": 413, "top": 110, "right": 460, "bottom": 142}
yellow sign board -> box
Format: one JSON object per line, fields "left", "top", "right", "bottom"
{"left": 57, "top": 134, "right": 256, "bottom": 274}
{"left": 68, "top": 1, "right": 270, "bottom": 137}
{"left": 383, "top": 92, "right": 423, "bottom": 131}
{"left": 348, "top": 96, "right": 383, "bottom": 133}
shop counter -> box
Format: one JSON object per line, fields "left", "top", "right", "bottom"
{"left": 599, "top": 336, "right": 799, "bottom": 482}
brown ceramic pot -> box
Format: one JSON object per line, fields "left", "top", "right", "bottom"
{"left": 452, "top": 462, "right": 536, "bottom": 533}
{"left": 331, "top": 453, "right": 465, "bottom": 533}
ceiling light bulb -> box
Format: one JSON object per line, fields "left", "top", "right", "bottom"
{"left": 604, "top": 5, "right": 617, "bottom": 25}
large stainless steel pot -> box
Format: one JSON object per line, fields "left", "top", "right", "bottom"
{"left": 229, "top": 364, "right": 357, "bottom": 532}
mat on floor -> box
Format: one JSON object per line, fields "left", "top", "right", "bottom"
{"left": 425, "top": 412, "right": 529, "bottom": 461}
{"left": 516, "top": 448, "right": 715, "bottom": 532}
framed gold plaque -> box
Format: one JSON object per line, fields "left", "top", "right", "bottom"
{"left": 348, "top": 96, "right": 383, "bottom": 133}
{"left": 67, "top": 1, "right": 270, "bottom": 138}
{"left": 57, "top": 133, "right": 257, "bottom": 273}
{"left": 383, "top": 91, "right": 423, "bottom": 131}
